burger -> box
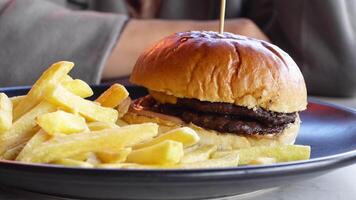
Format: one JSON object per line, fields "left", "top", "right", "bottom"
{"left": 123, "top": 31, "right": 307, "bottom": 150}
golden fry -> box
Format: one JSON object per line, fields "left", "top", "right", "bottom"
{"left": 0, "top": 143, "right": 25, "bottom": 160}
{"left": 87, "top": 121, "right": 118, "bottom": 131}
{"left": 97, "top": 152, "right": 239, "bottom": 169}
{"left": 127, "top": 140, "right": 183, "bottom": 165}
{"left": 212, "top": 145, "right": 311, "bottom": 165}
{"left": 181, "top": 145, "right": 217, "bottom": 163}
{"left": 0, "top": 93, "right": 13, "bottom": 134}
{"left": 62, "top": 75, "right": 73, "bottom": 82}
{"left": 13, "top": 61, "right": 74, "bottom": 120}
{"left": 69, "top": 152, "right": 90, "bottom": 161}
{"left": 85, "top": 152, "right": 101, "bottom": 165}
{"left": 0, "top": 101, "right": 56, "bottom": 155}
{"left": 116, "top": 119, "right": 128, "bottom": 127}
{"left": 133, "top": 127, "right": 199, "bottom": 149}
{"left": 176, "top": 152, "right": 239, "bottom": 169}
{"left": 52, "top": 158, "right": 93, "bottom": 168}
{"left": 117, "top": 97, "right": 131, "bottom": 118}
{"left": 62, "top": 79, "right": 93, "bottom": 98}
{"left": 16, "top": 130, "right": 50, "bottom": 161}
{"left": 45, "top": 85, "right": 118, "bottom": 123}
{"left": 10, "top": 95, "right": 25, "bottom": 110}
{"left": 96, "top": 148, "right": 132, "bottom": 163}
{"left": 21, "top": 123, "right": 158, "bottom": 163}
{"left": 248, "top": 157, "right": 277, "bottom": 165}
{"left": 96, "top": 84, "right": 129, "bottom": 108}
{"left": 96, "top": 163, "right": 147, "bottom": 169}
{"left": 36, "top": 110, "right": 88, "bottom": 136}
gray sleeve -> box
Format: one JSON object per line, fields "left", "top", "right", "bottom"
{"left": 246, "top": 0, "right": 356, "bottom": 97}
{"left": 0, "top": 0, "right": 128, "bottom": 87}
{"left": 299, "top": 1, "right": 356, "bottom": 97}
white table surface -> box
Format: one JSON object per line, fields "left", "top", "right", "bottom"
{"left": 0, "top": 96, "right": 355, "bottom": 200}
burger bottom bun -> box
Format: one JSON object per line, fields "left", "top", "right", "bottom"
{"left": 122, "top": 112, "right": 300, "bottom": 150}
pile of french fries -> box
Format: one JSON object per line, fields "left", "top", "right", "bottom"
{"left": 0, "top": 61, "right": 310, "bottom": 169}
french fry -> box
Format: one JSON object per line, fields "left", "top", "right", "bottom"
{"left": 62, "top": 75, "right": 74, "bottom": 82}
{"left": 212, "top": 145, "right": 311, "bottom": 165}
{"left": 67, "top": 145, "right": 131, "bottom": 163}
{"left": 96, "top": 163, "right": 174, "bottom": 169}
{"left": 0, "top": 101, "right": 56, "bottom": 155}
{"left": 181, "top": 145, "right": 217, "bottom": 163}
{"left": 62, "top": 80, "right": 91, "bottom": 96}
{"left": 176, "top": 152, "right": 239, "bottom": 169}
{"left": 13, "top": 61, "right": 74, "bottom": 120}
{"left": 0, "top": 93, "right": 13, "bottom": 134}
{"left": 96, "top": 163, "right": 147, "bottom": 169}
{"left": 96, "top": 148, "right": 132, "bottom": 163}
{"left": 117, "top": 97, "right": 131, "bottom": 118}
{"left": 183, "top": 145, "right": 199, "bottom": 154}
{"left": 16, "top": 130, "right": 50, "bottom": 161}
{"left": 85, "top": 152, "right": 101, "bottom": 165}
{"left": 97, "top": 152, "right": 239, "bottom": 169}
{"left": 52, "top": 158, "right": 93, "bottom": 168}
{"left": 10, "top": 95, "right": 25, "bottom": 110}
{"left": 127, "top": 140, "right": 184, "bottom": 165}
{"left": 0, "top": 143, "right": 25, "bottom": 160}
{"left": 116, "top": 119, "right": 128, "bottom": 126}
{"left": 133, "top": 127, "right": 199, "bottom": 149}
{"left": 20, "top": 123, "right": 158, "bottom": 163}
{"left": 45, "top": 85, "right": 118, "bottom": 123}
{"left": 248, "top": 157, "right": 277, "bottom": 165}
{"left": 10, "top": 77, "right": 77, "bottom": 110}
{"left": 36, "top": 110, "right": 88, "bottom": 136}
{"left": 62, "top": 79, "right": 93, "bottom": 98}
{"left": 69, "top": 152, "right": 90, "bottom": 161}
{"left": 87, "top": 121, "right": 118, "bottom": 131}
{"left": 95, "top": 84, "right": 129, "bottom": 108}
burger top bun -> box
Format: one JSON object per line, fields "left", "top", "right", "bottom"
{"left": 130, "top": 31, "right": 307, "bottom": 113}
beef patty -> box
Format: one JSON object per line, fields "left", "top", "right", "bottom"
{"left": 133, "top": 96, "right": 297, "bottom": 136}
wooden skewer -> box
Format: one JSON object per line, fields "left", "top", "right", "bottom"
{"left": 219, "top": 0, "right": 226, "bottom": 34}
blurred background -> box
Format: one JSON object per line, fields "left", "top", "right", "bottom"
{"left": 0, "top": 0, "right": 355, "bottom": 99}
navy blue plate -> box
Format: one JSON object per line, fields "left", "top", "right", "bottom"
{"left": 0, "top": 85, "right": 355, "bottom": 200}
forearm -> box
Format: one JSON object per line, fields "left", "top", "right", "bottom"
{"left": 103, "top": 18, "right": 268, "bottom": 79}
{"left": 104, "top": 19, "right": 202, "bottom": 79}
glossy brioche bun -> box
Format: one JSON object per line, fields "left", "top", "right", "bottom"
{"left": 130, "top": 31, "right": 307, "bottom": 113}
{"left": 123, "top": 112, "right": 300, "bottom": 150}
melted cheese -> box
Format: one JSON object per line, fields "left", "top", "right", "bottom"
{"left": 149, "top": 90, "right": 177, "bottom": 104}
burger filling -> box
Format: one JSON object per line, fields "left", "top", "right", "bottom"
{"left": 132, "top": 95, "right": 297, "bottom": 136}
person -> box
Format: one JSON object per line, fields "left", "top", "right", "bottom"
{"left": 0, "top": 0, "right": 355, "bottom": 97}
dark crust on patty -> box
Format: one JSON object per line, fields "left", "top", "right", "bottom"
{"left": 177, "top": 98, "right": 296, "bottom": 125}
{"left": 179, "top": 111, "right": 287, "bottom": 135}
{"left": 133, "top": 96, "right": 297, "bottom": 136}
